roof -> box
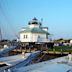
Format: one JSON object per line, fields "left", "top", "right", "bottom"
{"left": 28, "top": 17, "right": 41, "bottom": 25}
{"left": 20, "top": 27, "right": 50, "bottom": 34}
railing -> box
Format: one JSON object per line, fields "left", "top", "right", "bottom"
{"left": 43, "top": 49, "right": 69, "bottom": 55}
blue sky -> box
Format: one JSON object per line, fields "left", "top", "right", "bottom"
{"left": 0, "top": 0, "right": 72, "bottom": 40}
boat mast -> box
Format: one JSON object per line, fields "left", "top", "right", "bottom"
{"left": 0, "top": 27, "right": 2, "bottom": 40}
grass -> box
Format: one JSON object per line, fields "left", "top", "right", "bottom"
{"left": 48, "top": 46, "right": 72, "bottom": 52}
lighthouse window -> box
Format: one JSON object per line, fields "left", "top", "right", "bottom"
{"left": 38, "top": 35, "right": 40, "bottom": 38}
{"left": 26, "top": 35, "right": 27, "bottom": 38}
{"left": 32, "top": 22, "right": 38, "bottom": 24}
{"left": 24, "top": 35, "right": 27, "bottom": 39}
{"left": 24, "top": 35, "right": 25, "bottom": 38}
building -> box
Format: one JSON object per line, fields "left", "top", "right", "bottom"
{"left": 19, "top": 18, "right": 50, "bottom": 43}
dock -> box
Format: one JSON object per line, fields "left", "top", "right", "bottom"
{"left": 12, "top": 48, "right": 69, "bottom": 55}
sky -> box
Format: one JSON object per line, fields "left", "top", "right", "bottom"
{"left": 0, "top": 0, "right": 72, "bottom": 40}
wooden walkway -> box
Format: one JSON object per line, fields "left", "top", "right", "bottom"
{"left": 12, "top": 48, "right": 69, "bottom": 55}
{"left": 43, "top": 51, "right": 69, "bottom": 54}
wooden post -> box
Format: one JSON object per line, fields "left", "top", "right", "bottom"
{"left": 29, "top": 47, "right": 31, "bottom": 52}
{"left": 46, "top": 44, "right": 49, "bottom": 53}
{"left": 41, "top": 43, "right": 43, "bottom": 52}
{"left": 40, "top": 43, "right": 43, "bottom": 55}
{"left": 20, "top": 47, "right": 22, "bottom": 52}
{"left": 61, "top": 49, "right": 63, "bottom": 55}
{"left": 25, "top": 47, "right": 27, "bottom": 53}
{"left": 47, "top": 49, "right": 49, "bottom": 54}
{"left": 53, "top": 48, "right": 55, "bottom": 54}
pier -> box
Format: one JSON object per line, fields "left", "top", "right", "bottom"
{"left": 12, "top": 48, "right": 69, "bottom": 55}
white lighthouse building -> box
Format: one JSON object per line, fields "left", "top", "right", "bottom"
{"left": 19, "top": 18, "right": 50, "bottom": 43}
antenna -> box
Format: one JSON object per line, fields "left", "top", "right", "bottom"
{"left": 40, "top": 18, "right": 43, "bottom": 27}
{"left": 41, "top": 18, "right": 43, "bottom": 24}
